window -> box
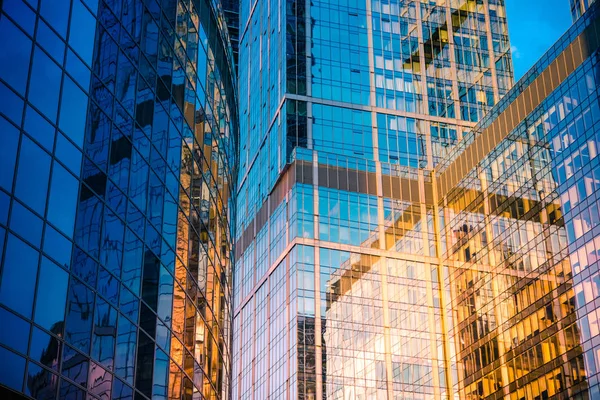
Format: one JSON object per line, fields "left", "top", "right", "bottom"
{"left": 34, "top": 257, "right": 69, "bottom": 331}
{"left": 0, "top": 17, "right": 32, "bottom": 94}
{"left": 14, "top": 136, "right": 51, "bottom": 214}
{"left": 0, "top": 346, "right": 26, "bottom": 391}
{"left": 0, "top": 117, "right": 20, "bottom": 191}
{"left": 0, "top": 235, "right": 39, "bottom": 318}
{"left": 29, "top": 47, "right": 62, "bottom": 121}
{"left": 48, "top": 162, "right": 79, "bottom": 236}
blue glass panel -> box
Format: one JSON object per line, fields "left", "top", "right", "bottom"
{"left": 34, "top": 257, "right": 69, "bottom": 332}
{"left": 0, "top": 305, "right": 30, "bottom": 354}
{"left": 24, "top": 106, "right": 55, "bottom": 151}
{"left": 101, "top": 208, "right": 124, "bottom": 277}
{"left": 59, "top": 76, "right": 88, "bottom": 147}
{"left": 122, "top": 229, "right": 142, "bottom": 296}
{"left": 72, "top": 246, "right": 98, "bottom": 287}
{"left": 97, "top": 265, "right": 119, "bottom": 306}
{"left": 59, "top": 379, "right": 85, "bottom": 400}
{"left": 37, "top": 19, "right": 66, "bottom": 63}
{"left": 0, "top": 81, "right": 25, "bottom": 125}
{"left": 10, "top": 200, "right": 43, "bottom": 247}
{"left": 0, "top": 17, "right": 32, "bottom": 94}
{"left": 25, "top": 361, "right": 59, "bottom": 399}
{"left": 0, "top": 116, "right": 20, "bottom": 191}
{"left": 66, "top": 49, "right": 91, "bottom": 91}
{"left": 61, "top": 344, "right": 88, "bottom": 387}
{"left": 56, "top": 132, "right": 83, "bottom": 175}
{"left": 14, "top": 136, "right": 51, "bottom": 214}
{"left": 92, "top": 298, "right": 117, "bottom": 369}
{"left": 0, "top": 191, "right": 9, "bottom": 225}
{"left": 112, "top": 378, "right": 133, "bottom": 400}
{"left": 3, "top": 0, "right": 35, "bottom": 35}
{"left": 114, "top": 315, "right": 136, "bottom": 385}
{"left": 0, "top": 346, "right": 26, "bottom": 391}
{"left": 0, "top": 235, "right": 39, "bottom": 317}
{"left": 68, "top": 0, "right": 96, "bottom": 64}
{"left": 29, "top": 326, "right": 61, "bottom": 370}
{"left": 40, "top": 0, "right": 71, "bottom": 38}
{"left": 64, "top": 278, "right": 94, "bottom": 353}
{"left": 47, "top": 162, "right": 79, "bottom": 236}
{"left": 43, "top": 225, "right": 73, "bottom": 268}
{"left": 29, "top": 47, "right": 62, "bottom": 121}
{"left": 152, "top": 347, "right": 168, "bottom": 399}
{"left": 119, "top": 284, "right": 138, "bottom": 320}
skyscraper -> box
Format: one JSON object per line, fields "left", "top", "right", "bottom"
{"left": 571, "top": 0, "right": 597, "bottom": 20}
{"left": 234, "top": 0, "right": 512, "bottom": 398}
{"left": 0, "top": 1, "right": 237, "bottom": 399}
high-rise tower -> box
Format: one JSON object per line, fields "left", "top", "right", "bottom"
{"left": 0, "top": 1, "right": 238, "bottom": 399}
{"left": 571, "top": 0, "right": 597, "bottom": 20}
{"left": 234, "top": 0, "right": 512, "bottom": 398}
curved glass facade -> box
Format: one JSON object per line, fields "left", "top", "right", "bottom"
{"left": 0, "top": 0, "right": 237, "bottom": 399}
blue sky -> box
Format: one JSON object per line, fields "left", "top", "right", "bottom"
{"left": 505, "top": 0, "right": 572, "bottom": 79}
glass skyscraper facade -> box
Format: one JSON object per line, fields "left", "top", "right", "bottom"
{"left": 0, "top": 0, "right": 237, "bottom": 399}
{"left": 437, "top": 4, "right": 600, "bottom": 397}
{"left": 234, "top": 0, "right": 513, "bottom": 398}
{"left": 571, "top": 0, "right": 597, "bottom": 21}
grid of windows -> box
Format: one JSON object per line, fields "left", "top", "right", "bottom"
{"left": 0, "top": 0, "right": 237, "bottom": 399}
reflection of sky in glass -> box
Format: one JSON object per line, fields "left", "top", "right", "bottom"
{"left": 506, "top": 0, "right": 572, "bottom": 79}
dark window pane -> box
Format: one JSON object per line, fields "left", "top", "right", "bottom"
{"left": 0, "top": 346, "right": 26, "bottom": 391}
{"left": 29, "top": 47, "right": 62, "bottom": 121}
{"left": 25, "top": 361, "right": 59, "bottom": 399}
{"left": 68, "top": 0, "right": 96, "bottom": 64}
{"left": 112, "top": 378, "right": 133, "bottom": 400}
{"left": 39, "top": 0, "right": 71, "bottom": 38}
{"left": 0, "top": 116, "right": 20, "bottom": 191}
{"left": 122, "top": 229, "right": 142, "bottom": 295}
{"left": 0, "top": 81, "right": 25, "bottom": 125}
{"left": 61, "top": 344, "right": 88, "bottom": 387}
{"left": 48, "top": 162, "right": 79, "bottom": 236}
{"left": 92, "top": 298, "right": 117, "bottom": 370}
{"left": 59, "top": 76, "right": 88, "bottom": 147}
{"left": 114, "top": 314, "right": 136, "bottom": 385}
{"left": 65, "top": 278, "right": 94, "bottom": 353}
{"left": 0, "top": 17, "right": 32, "bottom": 94}
{"left": 119, "top": 285, "right": 138, "bottom": 321}
{"left": 71, "top": 246, "right": 98, "bottom": 287}
{"left": 0, "top": 191, "right": 9, "bottom": 225}
{"left": 97, "top": 266, "right": 119, "bottom": 306}
{"left": 34, "top": 258, "right": 69, "bottom": 331}
{"left": 56, "top": 132, "right": 83, "bottom": 175}
{"left": 10, "top": 200, "right": 43, "bottom": 247}
{"left": 59, "top": 379, "right": 85, "bottom": 400}
{"left": 43, "top": 225, "right": 73, "bottom": 268}
{"left": 66, "top": 49, "right": 91, "bottom": 91}
{"left": 24, "top": 106, "right": 55, "bottom": 151}
{"left": 29, "top": 326, "right": 61, "bottom": 370}
{"left": 74, "top": 189, "right": 103, "bottom": 258}
{"left": 14, "top": 136, "right": 51, "bottom": 214}
{"left": 37, "top": 19, "right": 65, "bottom": 63}
{"left": 0, "top": 305, "right": 31, "bottom": 354}
{"left": 3, "top": 0, "right": 35, "bottom": 35}
{"left": 0, "top": 235, "right": 39, "bottom": 317}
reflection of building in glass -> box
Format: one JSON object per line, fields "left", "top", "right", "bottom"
{"left": 0, "top": 0, "right": 237, "bottom": 399}
{"left": 233, "top": 0, "right": 512, "bottom": 398}
{"left": 571, "top": 0, "right": 597, "bottom": 21}
{"left": 233, "top": 1, "right": 600, "bottom": 399}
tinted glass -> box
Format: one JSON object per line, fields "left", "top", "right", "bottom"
{"left": 0, "top": 17, "right": 32, "bottom": 94}
{"left": 0, "top": 116, "right": 20, "bottom": 191}
{"left": 10, "top": 200, "right": 43, "bottom": 247}
{"left": 0, "top": 306, "right": 31, "bottom": 354}
{"left": 14, "top": 136, "right": 51, "bottom": 214}
{"left": 47, "top": 162, "right": 79, "bottom": 236}
{"left": 0, "top": 235, "right": 39, "bottom": 317}
{"left": 0, "top": 346, "right": 26, "bottom": 391}
{"left": 34, "top": 257, "right": 69, "bottom": 331}
{"left": 29, "top": 47, "right": 62, "bottom": 121}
